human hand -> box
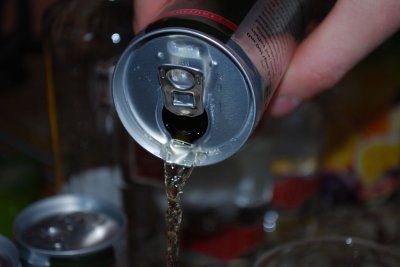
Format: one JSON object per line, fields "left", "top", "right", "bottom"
{"left": 268, "top": 0, "right": 400, "bottom": 116}
{"left": 132, "top": 0, "right": 400, "bottom": 117}
{"left": 132, "top": 0, "right": 170, "bottom": 33}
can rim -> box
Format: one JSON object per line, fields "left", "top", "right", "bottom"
{"left": 12, "top": 194, "right": 126, "bottom": 257}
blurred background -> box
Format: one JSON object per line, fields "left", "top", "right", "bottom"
{"left": 0, "top": 0, "right": 55, "bottom": 237}
{"left": 0, "top": 1, "right": 399, "bottom": 267}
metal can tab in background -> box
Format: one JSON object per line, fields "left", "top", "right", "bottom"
{"left": 112, "top": 0, "right": 325, "bottom": 166}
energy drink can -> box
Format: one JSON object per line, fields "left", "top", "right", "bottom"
{"left": 0, "top": 235, "right": 20, "bottom": 267}
{"left": 112, "top": 0, "right": 320, "bottom": 166}
{"left": 13, "top": 194, "right": 126, "bottom": 267}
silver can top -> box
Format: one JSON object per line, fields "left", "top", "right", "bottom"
{"left": 0, "top": 236, "right": 19, "bottom": 267}
{"left": 13, "top": 194, "right": 126, "bottom": 266}
{"left": 113, "top": 28, "right": 258, "bottom": 166}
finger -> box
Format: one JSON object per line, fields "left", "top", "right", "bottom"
{"left": 268, "top": 0, "right": 400, "bottom": 116}
{"left": 133, "top": 0, "right": 173, "bottom": 33}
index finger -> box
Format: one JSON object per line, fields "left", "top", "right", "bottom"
{"left": 268, "top": 0, "right": 400, "bottom": 116}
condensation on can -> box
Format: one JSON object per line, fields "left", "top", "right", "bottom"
{"left": 13, "top": 194, "right": 126, "bottom": 267}
{"left": 112, "top": 0, "right": 311, "bottom": 166}
{"left": 0, "top": 235, "right": 20, "bottom": 267}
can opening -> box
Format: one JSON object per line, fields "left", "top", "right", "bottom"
{"left": 162, "top": 107, "right": 208, "bottom": 144}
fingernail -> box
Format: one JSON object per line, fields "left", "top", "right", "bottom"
{"left": 268, "top": 96, "right": 301, "bottom": 117}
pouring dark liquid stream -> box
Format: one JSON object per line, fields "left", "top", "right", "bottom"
{"left": 164, "top": 162, "right": 194, "bottom": 267}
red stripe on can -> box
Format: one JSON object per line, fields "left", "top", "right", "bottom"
{"left": 169, "top": 9, "right": 238, "bottom": 32}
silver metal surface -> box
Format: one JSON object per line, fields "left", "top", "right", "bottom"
{"left": 13, "top": 194, "right": 126, "bottom": 266}
{"left": 113, "top": 28, "right": 260, "bottom": 166}
{"left": 0, "top": 235, "right": 19, "bottom": 267}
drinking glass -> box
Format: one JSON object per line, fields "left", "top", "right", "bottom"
{"left": 254, "top": 236, "right": 400, "bottom": 267}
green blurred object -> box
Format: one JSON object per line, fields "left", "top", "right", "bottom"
{"left": 0, "top": 156, "right": 43, "bottom": 237}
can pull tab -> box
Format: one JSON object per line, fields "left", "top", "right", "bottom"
{"left": 159, "top": 65, "right": 204, "bottom": 117}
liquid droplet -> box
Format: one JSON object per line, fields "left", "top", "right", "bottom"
{"left": 157, "top": 51, "right": 165, "bottom": 59}
{"left": 48, "top": 226, "right": 58, "bottom": 236}
{"left": 54, "top": 243, "right": 62, "bottom": 250}
{"left": 210, "top": 60, "right": 218, "bottom": 67}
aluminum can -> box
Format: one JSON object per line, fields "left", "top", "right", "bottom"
{"left": 0, "top": 235, "right": 20, "bottom": 267}
{"left": 113, "top": 0, "right": 317, "bottom": 166}
{"left": 13, "top": 194, "right": 126, "bottom": 267}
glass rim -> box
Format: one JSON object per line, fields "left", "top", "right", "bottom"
{"left": 254, "top": 235, "right": 400, "bottom": 267}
